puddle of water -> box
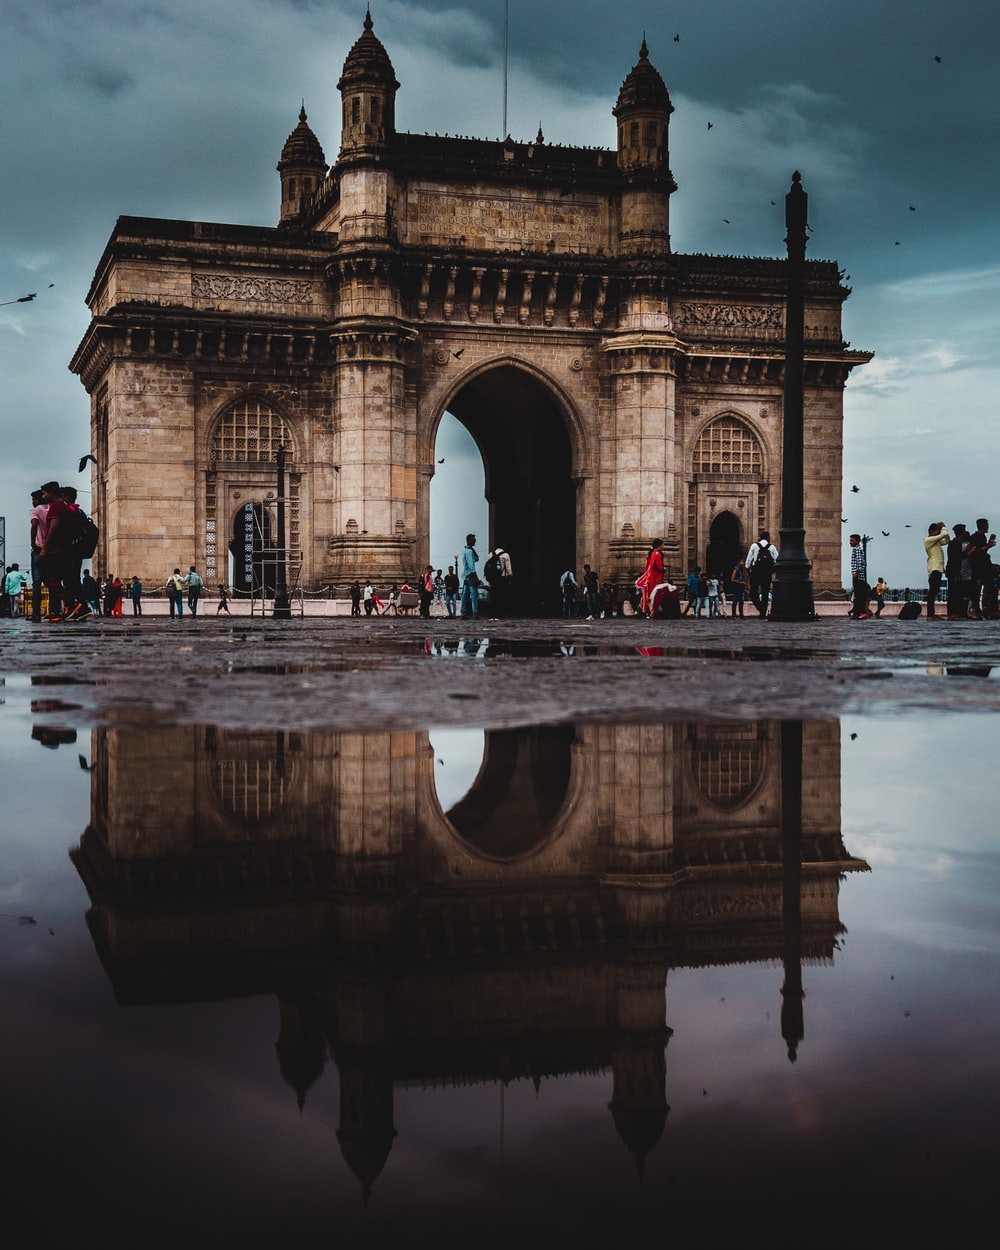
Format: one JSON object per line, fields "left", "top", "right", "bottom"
{"left": 423, "top": 637, "right": 844, "bottom": 661}
{"left": 0, "top": 684, "right": 997, "bottom": 1240}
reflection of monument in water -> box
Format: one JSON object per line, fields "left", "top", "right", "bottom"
{"left": 72, "top": 720, "right": 866, "bottom": 1196}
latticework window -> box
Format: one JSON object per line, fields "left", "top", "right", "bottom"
{"left": 211, "top": 399, "right": 292, "bottom": 463}
{"left": 213, "top": 757, "right": 288, "bottom": 823}
{"left": 692, "top": 416, "right": 761, "bottom": 476}
{"left": 691, "top": 727, "right": 763, "bottom": 811}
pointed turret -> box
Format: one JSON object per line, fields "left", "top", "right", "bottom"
{"left": 277, "top": 106, "right": 327, "bottom": 225}
{"left": 613, "top": 38, "right": 673, "bottom": 174}
{"left": 337, "top": 9, "right": 399, "bottom": 160}
{"left": 612, "top": 39, "right": 676, "bottom": 254}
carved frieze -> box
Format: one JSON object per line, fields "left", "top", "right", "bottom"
{"left": 192, "top": 274, "right": 315, "bottom": 304}
{"left": 677, "top": 303, "right": 782, "bottom": 333}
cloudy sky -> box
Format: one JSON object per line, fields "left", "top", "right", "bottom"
{"left": 1, "top": 0, "right": 996, "bottom": 585}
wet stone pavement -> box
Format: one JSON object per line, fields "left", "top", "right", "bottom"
{"left": 4, "top": 611, "right": 1000, "bottom": 729}
{"left": 2, "top": 609, "right": 1000, "bottom": 1245}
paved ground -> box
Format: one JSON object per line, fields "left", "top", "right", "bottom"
{"left": 4, "top": 607, "right": 1000, "bottom": 731}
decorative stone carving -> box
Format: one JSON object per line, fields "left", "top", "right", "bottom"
{"left": 677, "top": 303, "right": 781, "bottom": 332}
{"left": 192, "top": 274, "right": 315, "bottom": 304}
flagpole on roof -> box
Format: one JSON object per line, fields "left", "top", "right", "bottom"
{"left": 503, "top": 0, "right": 509, "bottom": 135}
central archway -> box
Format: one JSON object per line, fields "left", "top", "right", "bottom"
{"left": 438, "top": 365, "right": 577, "bottom": 616}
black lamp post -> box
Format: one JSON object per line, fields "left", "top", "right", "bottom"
{"left": 769, "top": 172, "right": 815, "bottom": 621}
{"left": 273, "top": 446, "right": 291, "bottom": 619}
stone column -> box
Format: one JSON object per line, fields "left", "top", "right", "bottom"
{"left": 602, "top": 303, "right": 681, "bottom": 583}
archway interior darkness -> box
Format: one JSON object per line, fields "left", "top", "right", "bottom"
{"left": 441, "top": 367, "right": 575, "bottom": 616}
{"left": 706, "top": 510, "right": 742, "bottom": 581}
{"left": 230, "top": 503, "right": 274, "bottom": 597}
{"left": 445, "top": 725, "right": 575, "bottom": 857}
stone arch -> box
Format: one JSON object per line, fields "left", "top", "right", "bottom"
{"left": 429, "top": 358, "right": 590, "bottom": 614}
{"left": 441, "top": 724, "right": 576, "bottom": 859}
{"left": 687, "top": 411, "right": 766, "bottom": 573}
{"left": 417, "top": 724, "right": 591, "bottom": 874}
{"left": 204, "top": 396, "right": 302, "bottom": 593}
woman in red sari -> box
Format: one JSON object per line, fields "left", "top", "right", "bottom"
{"left": 637, "top": 539, "right": 664, "bottom": 616}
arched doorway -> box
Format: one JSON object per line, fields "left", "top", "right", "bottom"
{"left": 707, "top": 510, "right": 741, "bottom": 579}
{"left": 436, "top": 366, "right": 576, "bottom": 616}
{"left": 230, "top": 502, "right": 275, "bottom": 597}
{"left": 688, "top": 414, "right": 764, "bottom": 575}
{"left": 207, "top": 398, "right": 301, "bottom": 596}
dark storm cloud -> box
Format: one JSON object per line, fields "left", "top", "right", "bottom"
{"left": 65, "top": 61, "right": 136, "bottom": 96}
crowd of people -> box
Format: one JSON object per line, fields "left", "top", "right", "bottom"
{"left": 923, "top": 519, "right": 997, "bottom": 620}
{"left": 0, "top": 481, "right": 234, "bottom": 622}
{"left": 16, "top": 497, "right": 998, "bottom": 626}
{"left": 346, "top": 534, "right": 514, "bottom": 621}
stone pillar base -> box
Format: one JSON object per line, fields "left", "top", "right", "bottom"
{"left": 327, "top": 533, "right": 415, "bottom": 589}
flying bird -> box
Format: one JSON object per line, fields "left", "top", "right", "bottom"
{"left": 882, "top": 530, "right": 890, "bottom": 536}
{"left": 934, "top": 55, "right": 942, "bottom": 63}
{"left": 438, "top": 458, "right": 445, "bottom": 464}
{"left": 722, "top": 218, "right": 730, "bottom": 224}
{"left": 909, "top": 205, "right": 916, "bottom": 211}
{"left": 78, "top": 754, "right": 92, "bottom": 772}
{"left": 841, "top": 517, "right": 848, "bottom": 523}
{"left": 674, "top": 34, "right": 680, "bottom": 42}
{"left": 851, "top": 485, "right": 860, "bottom": 493}
{"left": 78, "top": 453, "right": 98, "bottom": 472}
{"left": 450, "top": 349, "right": 464, "bottom": 359}
{"left": 707, "top": 121, "right": 713, "bottom": 130}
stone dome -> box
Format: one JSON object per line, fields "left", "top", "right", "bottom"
{"left": 337, "top": 11, "right": 399, "bottom": 93}
{"left": 614, "top": 39, "right": 672, "bottom": 114}
{"left": 279, "top": 107, "right": 326, "bottom": 168}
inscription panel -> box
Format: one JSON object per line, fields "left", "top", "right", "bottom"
{"left": 405, "top": 186, "right": 605, "bottom": 253}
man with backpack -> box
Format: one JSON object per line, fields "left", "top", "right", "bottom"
{"left": 745, "top": 531, "right": 778, "bottom": 618}
{"left": 37, "top": 481, "right": 85, "bottom": 620}
{"left": 483, "top": 546, "right": 512, "bottom": 618}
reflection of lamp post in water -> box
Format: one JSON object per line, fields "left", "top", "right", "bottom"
{"left": 770, "top": 172, "right": 814, "bottom": 621}
{"left": 273, "top": 446, "right": 291, "bottom": 619}
{"left": 779, "top": 720, "right": 805, "bottom": 1062}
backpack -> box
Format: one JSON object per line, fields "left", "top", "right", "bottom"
{"left": 754, "top": 541, "right": 775, "bottom": 570}
{"left": 697, "top": 575, "right": 709, "bottom": 597}
{"left": 484, "top": 552, "right": 503, "bottom": 583}
{"left": 63, "top": 504, "right": 99, "bottom": 560}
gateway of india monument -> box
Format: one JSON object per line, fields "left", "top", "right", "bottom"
{"left": 70, "top": 12, "right": 870, "bottom": 608}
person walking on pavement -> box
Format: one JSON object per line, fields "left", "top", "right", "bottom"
{"left": 745, "top": 531, "right": 778, "bottom": 618}
{"left": 461, "top": 534, "right": 480, "bottom": 619}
